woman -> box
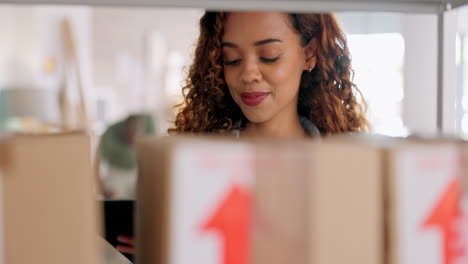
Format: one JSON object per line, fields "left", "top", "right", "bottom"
{"left": 168, "top": 11, "right": 369, "bottom": 138}
{"left": 117, "top": 10, "right": 369, "bottom": 255}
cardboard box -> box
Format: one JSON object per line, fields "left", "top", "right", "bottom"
{"left": 254, "top": 138, "right": 382, "bottom": 264}
{"left": 136, "top": 136, "right": 382, "bottom": 264}
{"left": 0, "top": 133, "right": 99, "bottom": 264}
{"left": 383, "top": 139, "right": 468, "bottom": 264}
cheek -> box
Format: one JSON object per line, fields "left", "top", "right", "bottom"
{"left": 267, "top": 65, "right": 292, "bottom": 83}
{"left": 223, "top": 68, "right": 235, "bottom": 87}
{"left": 224, "top": 68, "right": 236, "bottom": 89}
{"left": 265, "top": 59, "right": 303, "bottom": 95}
{"left": 224, "top": 68, "right": 240, "bottom": 99}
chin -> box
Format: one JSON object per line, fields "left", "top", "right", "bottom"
{"left": 242, "top": 110, "right": 272, "bottom": 124}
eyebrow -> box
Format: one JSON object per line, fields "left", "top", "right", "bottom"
{"left": 222, "top": 38, "right": 283, "bottom": 48}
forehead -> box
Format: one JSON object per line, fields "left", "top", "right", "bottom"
{"left": 222, "top": 12, "right": 297, "bottom": 43}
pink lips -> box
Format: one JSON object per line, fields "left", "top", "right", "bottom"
{"left": 240, "top": 92, "right": 270, "bottom": 106}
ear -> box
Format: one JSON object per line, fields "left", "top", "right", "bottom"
{"left": 303, "top": 38, "right": 317, "bottom": 71}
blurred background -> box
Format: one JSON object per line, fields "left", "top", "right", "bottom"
{"left": 0, "top": 5, "right": 467, "bottom": 137}
{"left": 1, "top": 5, "right": 468, "bottom": 199}
{"left": 0, "top": 6, "right": 203, "bottom": 135}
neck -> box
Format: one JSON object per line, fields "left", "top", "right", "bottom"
{"left": 241, "top": 111, "right": 307, "bottom": 139}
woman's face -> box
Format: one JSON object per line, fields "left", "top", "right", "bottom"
{"left": 222, "top": 12, "right": 313, "bottom": 123}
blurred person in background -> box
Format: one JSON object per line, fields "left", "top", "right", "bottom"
{"left": 98, "top": 113, "right": 155, "bottom": 199}
{"left": 116, "top": 11, "right": 370, "bottom": 255}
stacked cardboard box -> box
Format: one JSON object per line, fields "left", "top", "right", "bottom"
{"left": 0, "top": 133, "right": 99, "bottom": 264}
{"left": 383, "top": 139, "right": 467, "bottom": 264}
{"left": 136, "top": 136, "right": 382, "bottom": 264}
{"left": 136, "top": 135, "right": 468, "bottom": 264}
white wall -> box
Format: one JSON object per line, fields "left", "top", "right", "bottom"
{"left": 0, "top": 5, "right": 94, "bottom": 128}
{"left": 401, "top": 12, "right": 458, "bottom": 135}
{"left": 0, "top": 5, "right": 93, "bottom": 91}
{"left": 458, "top": 5, "right": 468, "bottom": 34}
{"left": 92, "top": 7, "right": 203, "bottom": 128}
{"left": 31, "top": 6, "right": 93, "bottom": 89}
{"left": 0, "top": 6, "right": 34, "bottom": 89}
{"left": 339, "top": 12, "right": 458, "bottom": 135}
{"left": 338, "top": 12, "right": 400, "bottom": 34}
{"left": 401, "top": 14, "right": 439, "bottom": 134}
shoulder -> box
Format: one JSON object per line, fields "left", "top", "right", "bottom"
{"left": 299, "top": 116, "right": 321, "bottom": 138}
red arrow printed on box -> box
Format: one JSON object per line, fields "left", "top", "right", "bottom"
{"left": 422, "top": 179, "right": 466, "bottom": 264}
{"left": 201, "top": 184, "right": 251, "bottom": 264}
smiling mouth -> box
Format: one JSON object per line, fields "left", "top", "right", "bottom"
{"left": 240, "top": 92, "right": 270, "bottom": 106}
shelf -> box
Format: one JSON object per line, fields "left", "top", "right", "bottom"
{"left": 1, "top": 0, "right": 467, "bottom": 13}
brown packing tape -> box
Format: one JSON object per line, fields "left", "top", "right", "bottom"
{"left": 458, "top": 142, "right": 468, "bottom": 195}
{"left": 12, "top": 130, "right": 88, "bottom": 138}
{"left": 382, "top": 148, "right": 395, "bottom": 264}
{"left": 0, "top": 138, "right": 10, "bottom": 171}
{"left": 136, "top": 137, "right": 173, "bottom": 264}
{"left": 0, "top": 145, "right": 5, "bottom": 169}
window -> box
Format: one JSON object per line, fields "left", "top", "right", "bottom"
{"left": 347, "top": 33, "right": 408, "bottom": 136}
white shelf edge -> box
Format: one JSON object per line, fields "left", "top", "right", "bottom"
{"left": 0, "top": 0, "right": 454, "bottom": 13}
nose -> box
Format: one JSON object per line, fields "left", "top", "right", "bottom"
{"left": 240, "top": 58, "right": 261, "bottom": 85}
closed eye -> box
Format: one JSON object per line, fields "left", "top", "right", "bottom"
{"left": 261, "top": 56, "right": 280, "bottom": 63}
{"left": 223, "top": 59, "right": 241, "bottom": 66}
{"left": 223, "top": 56, "right": 280, "bottom": 66}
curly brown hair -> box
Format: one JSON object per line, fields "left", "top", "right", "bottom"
{"left": 168, "top": 12, "right": 370, "bottom": 136}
